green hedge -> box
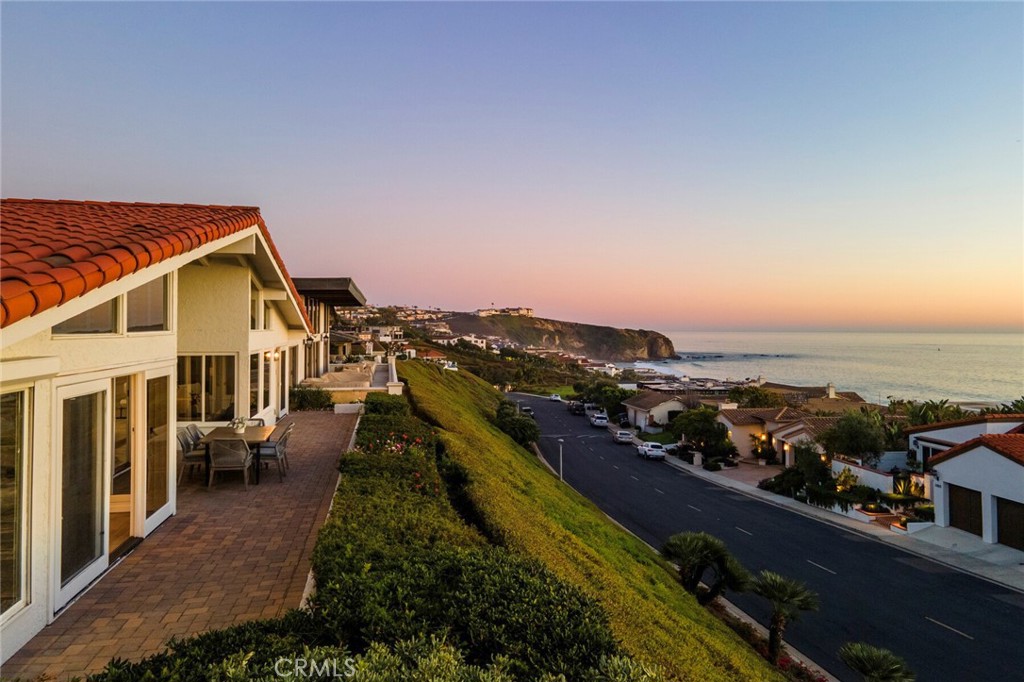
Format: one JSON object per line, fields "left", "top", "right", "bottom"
{"left": 290, "top": 385, "right": 334, "bottom": 411}
{"left": 310, "top": 433, "right": 624, "bottom": 680}
{"left": 363, "top": 392, "right": 411, "bottom": 416}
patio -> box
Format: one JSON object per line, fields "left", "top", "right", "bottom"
{"left": 0, "top": 411, "right": 356, "bottom": 680}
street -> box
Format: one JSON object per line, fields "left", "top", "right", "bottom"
{"left": 517, "top": 394, "right": 1024, "bottom": 681}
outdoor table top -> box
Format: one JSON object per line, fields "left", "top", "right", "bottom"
{"left": 200, "top": 425, "right": 277, "bottom": 445}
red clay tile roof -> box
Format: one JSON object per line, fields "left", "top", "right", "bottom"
{"left": 903, "top": 413, "right": 1024, "bottom": 435}
{"left": 718, "top": 407, "right": 809, "bottom": 426}
{"left": 929, "top": 434, "right": 1024, "bottom": 468}
{"left": 1, "top": 199, "right": 310, "bottom": 330}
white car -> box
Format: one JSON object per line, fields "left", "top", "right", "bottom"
{"left": 636, "top": 442, "right": 666, "bottom": 460}
{"left": 590, "top": 414, "right": 609, "bottom": 428}
{"left": 549, "top": 394, "right": 562, "bottom": 402}
{"left": 613, "top": 430, "right": 634, "bottom": 444}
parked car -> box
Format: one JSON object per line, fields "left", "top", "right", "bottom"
{"left": 549, "top": 394, "right": 562, "bottom": 402}
{"left": 568, "top": 401, "right": 585, "bottom": 415}
{"left": 613, "top": 430, "right": 634, "bottom": 444}
{"left": 636, "top": 442, "right": 666, "bottom": 460}
{"left": 590, "top": 414, "right": 609, "bottom": 428}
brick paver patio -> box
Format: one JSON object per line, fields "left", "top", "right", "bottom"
{"left": 1, "top": 411, "right": 356, "bottom": 680}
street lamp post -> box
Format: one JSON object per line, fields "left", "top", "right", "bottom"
{"left": 558, "top": 438, "right": 564, "bottom": 482}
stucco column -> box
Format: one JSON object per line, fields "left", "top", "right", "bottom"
{"left": 934, "top": 482, "right": 950, "bottom": 527}
{"left": 982, "top": 492, "right": 997, "bottom": 544}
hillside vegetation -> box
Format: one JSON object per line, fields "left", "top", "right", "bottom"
{"left": 399, "top": 361, "right": 782, "bottom": 681}
{"left": 446, "top": 313, "right": 677, "bottom": 361}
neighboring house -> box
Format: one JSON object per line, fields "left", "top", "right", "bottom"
{"left": 905, "top": 414, "right": 1024, "bottom": 468}
{"left": 929, "top": 434, "right": 1024, "bottom": 551}
{"left": 622, "top": 392, "right": 687, "bottom": 432}
{"left": 759, "top": 381, "right": 865, "bottom": 409}
{"left": 717, "top": 407, "right": 808, "bottom": 459}
{"left": 770, "top": 416, "right": 840, "bottom": 467}
{"left": 293, "top": 277, "right": 366, "bottom": 376}
{"left": 416, "top": 348, "right": 448, "bottom": 363}
{"left": 0, "top": 199, "right": 360, "bottom": 661}
{"left": 434, "top": 334, "right": 487, "bottom": 350}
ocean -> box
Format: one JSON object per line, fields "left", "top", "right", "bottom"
{"left": 633, "top": 331, "right": 1024, "bottom": 407}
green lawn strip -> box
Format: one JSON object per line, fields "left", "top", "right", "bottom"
{"left": 399, "top": 361, "right": 783, "bottom": 682}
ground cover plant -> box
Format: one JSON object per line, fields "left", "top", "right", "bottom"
{"left": 399, "top": 360, "right": 783, "bottom": 681}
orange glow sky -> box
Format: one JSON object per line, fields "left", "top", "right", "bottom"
{"left": 3, "top": 3, "right": 1022, "bottom": 332}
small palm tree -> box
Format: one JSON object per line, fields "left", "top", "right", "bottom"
{"left": 752, "top": 571, "right": 819, "bottom": 664}
{"left": 839, "top": 642, "right": 915, "bottom": 682}
{"left": 662, "top": 532, "right": 750, "bottom": 605}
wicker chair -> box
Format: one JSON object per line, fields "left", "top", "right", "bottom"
{"left": 256, "top": 423, "right": 294, "bottom": 482}
{"left": 176, "top": 430, "right": 206, "bottom": 484}
{"left": 208, "top": 439, "right": 254, "bottom": 490}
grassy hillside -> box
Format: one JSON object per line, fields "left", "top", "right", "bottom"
{"left": 399, "top": 361, "right": 783, "bottom": 681}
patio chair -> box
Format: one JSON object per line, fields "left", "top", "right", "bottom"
{"left": 256, "top": 423, "right": 294, "bottom": 482}
{"left": 208, "top": 439, "right": 254, "bottom": 490}
{"left": 176, "top": 430, "right": 207, "bottom": 484}
{"left": 185, "top": 423, "right": 204, "bottom": 448}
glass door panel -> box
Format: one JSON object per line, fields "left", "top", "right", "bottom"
{"left": 1, "top": 391, "right": 27, "bottom": 617}
{"left": 145, "top": 376, "right": 169, "bottom": 518}
{"left": 109, "top": 376, "right": 133, "bottom": 557}
{"left": 60, "top": 391, "right": 106, "bottom": 590}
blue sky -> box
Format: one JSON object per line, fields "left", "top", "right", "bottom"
{"left": 3, "top": 2, "right": 1021, "bottom": 331}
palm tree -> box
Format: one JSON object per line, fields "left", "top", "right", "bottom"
{"left": 751, "top": 571, "right": 819, "bottom": 664}
{"left": 662, "top": 532, "right": 751, "bottom": 605}
{"left": 839, "top": 642, "right": 915, "bottom": 682}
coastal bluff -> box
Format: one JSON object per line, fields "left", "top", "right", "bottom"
{"left": 446, "top": 313, "right": 677, "bottom": 362}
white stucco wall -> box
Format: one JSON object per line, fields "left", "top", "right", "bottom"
{"left": 910, "top": 420, "right": 1024, "bottom": 462}
{"left": 718, "top": 417, "right": 761, "bottom": 459}
{"left": 933, "top": 447, "right": 1024, "bottom": 544}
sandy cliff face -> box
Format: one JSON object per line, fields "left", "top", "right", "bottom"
{"left": 446, "top": 314, "right": 677, "bottom": 362}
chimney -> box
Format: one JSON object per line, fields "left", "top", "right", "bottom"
{"left": 827, "top": 382, "right": 836, "bottom": 399}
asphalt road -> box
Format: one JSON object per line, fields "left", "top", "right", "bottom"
{"left": 515, "top": 393, "right": 1024, "bottom": 682}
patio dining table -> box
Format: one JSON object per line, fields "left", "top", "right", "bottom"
{"left": 200, "top": 425, "right": 277, "bottom": 484}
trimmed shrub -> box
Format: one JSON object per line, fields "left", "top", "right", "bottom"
{"left": 290, "top": 385, "right": 334, "bottom": 411}
{"left": 354, "top": 414, "right": 436, "bottom": 452}
{"left": 364, "top": 392, "right": 411, "bottom": 416}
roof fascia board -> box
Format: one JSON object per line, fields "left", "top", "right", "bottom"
{"left": 250, "top": 230, "right": 310, "bottom": 333}
{"left": 1, "top": 224, "right": 261, "bottom": 348}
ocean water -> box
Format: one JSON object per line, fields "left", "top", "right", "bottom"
{"left": 634, "top": 331, "right": 1024, "bottom": 406}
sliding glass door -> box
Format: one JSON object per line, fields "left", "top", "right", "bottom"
{"left": 143, "top": 372, "right": 172, "bottom": 533}
{"left": 56, "top": 381, "right": 110, "bottom": 609}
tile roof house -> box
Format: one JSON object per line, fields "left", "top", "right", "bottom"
{"left": 770, "top": 416, "right": 841, "bottom": 466}
{"left": 0, "top": 199, "right": 362, "bottom": 662}
{"left": 716, "top": 407, "right": 809, "bottom": 460}
{"left": 927, "top": 433, "right": 1024, "bottom": 551}
{"left": 622, "top": 391, "right": 687, "bottom": 432}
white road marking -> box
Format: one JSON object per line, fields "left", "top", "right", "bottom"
{"left": 630, "top": 475, "right": 639, "bottom": 481}
{"left": 806, "top": 560, "right": 837, "bottom": 575}
{"left": 925, "top": 616, "right": 974, "bottom": 640}
{"left": 599, "top": 456, "right": 605, "bottom": 460}
{"left": 612, "top": 465, "right": 619, "bottom": 470}
{"left": 735, "top": 526, "right": 753, "bottom": 536}
{"left": 654, "top": 488, "right": 665, "bottom": 494}
{"left": 687, "top": 504, "right": 702, "bottom": 512}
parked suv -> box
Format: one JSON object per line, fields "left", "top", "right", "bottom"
{"left": 636, "top": 442, "right": 666, "bottom": 460}
{"left": 590, "top": 413, "right": 609, "bottom": 428}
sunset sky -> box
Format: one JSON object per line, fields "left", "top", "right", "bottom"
{"left": 3, "top": 2, "right": 1021, "bottom": 332}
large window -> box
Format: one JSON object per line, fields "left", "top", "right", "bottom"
{"left": 279, "top": 349, "right": 288, "bottom": 412}
{"left": 263, "top": 353, "right": 271, "bottom": 413}
{"left": 127, "top": 276, "right": 168, "bottom": 332}
{"left": 61, "top": 392, "right": 105, "bottom": 587}
{"left": 250, "top": 354, "right": 260, "bottom": 417}
{"left": 250, "top": 281, "right": 260, "bottom": 330}
{"left": 177, "top": 355, "right": 235, "bottom": 422}
{"left": 53, "top": 299, "right": 118, "bottom": 334}
{"left": 1, "top": 391, "right": 27, "bottom": 615}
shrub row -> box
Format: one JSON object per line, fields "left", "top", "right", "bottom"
{"left": 310, "top": 396, "right": 626, "bottom": 680}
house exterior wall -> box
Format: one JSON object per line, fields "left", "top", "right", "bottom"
{"left": 933, "top": 448, "right": 1024, "bottom": 545}
{"left": 650, "top": 400, "right": 686, "bottom": 425}
{"left": 718, "top": 417, "right": 761, "bottom": 459}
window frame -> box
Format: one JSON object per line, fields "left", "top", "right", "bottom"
{"left": 176, "top": 354, "right": 237, "bottom": 423}
{"left": 0, "top": 388, "right": 31, "bottom": 623}
{"left": 52, "top": 274, "right": 174, "bottom": 339}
